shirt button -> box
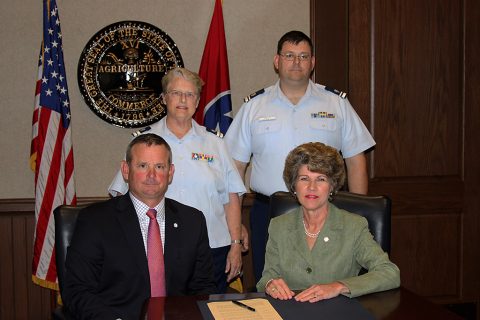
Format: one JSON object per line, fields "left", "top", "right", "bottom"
{"left": 306, "top": 267, "right": 312, "bottom": 274}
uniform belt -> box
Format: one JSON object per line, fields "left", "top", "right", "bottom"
{"left": 255, "top": 193, "right": 271, "bottom": 204}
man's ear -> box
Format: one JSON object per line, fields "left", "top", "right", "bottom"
{"left": 273, "top": 54, "right": 280, "bottom": 71}
{"left": 121, "top": 160, "right": 129, "bottom": 182}
{"left": 310, "top": 55, "right": 316, "bottom": 72}
{"left": 168, "top": 163, "right": 175, "bottom": 185}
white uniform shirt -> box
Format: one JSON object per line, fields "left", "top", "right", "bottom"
{"left": 108, "top": 118, "right": 246, "bottom": 248}
{"left": 224, "top": 80, "right": 375, "bottom": 196}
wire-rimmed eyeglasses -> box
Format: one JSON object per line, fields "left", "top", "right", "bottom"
{"left": 279, "top": 52, "right": 312, "bottom": 62}
{"left": 165, "top": 90, "right": 198, "bottom": 101}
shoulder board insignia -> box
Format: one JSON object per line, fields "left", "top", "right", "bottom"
{"left": 207, "top": 128, "right": 224, "bottom": 138}
{"left": 131, "top": 126, "right": 151, "bottom": 137}
{"left": 324, "top": 86, "right": 347, "bottom": 99}
{"left": 244, "top": 88, "right": 265, "bottom": 103}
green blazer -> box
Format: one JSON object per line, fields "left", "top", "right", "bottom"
{"left": 257, "top": 203, "right": 400, "bottom": 298}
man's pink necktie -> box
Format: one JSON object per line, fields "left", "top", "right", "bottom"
{"left": 146, "top": 208, "right": 166, "bottom": 297}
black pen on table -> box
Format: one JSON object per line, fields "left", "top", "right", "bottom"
{"left": 232, "top": 300, "right": 256, "bottom": 312}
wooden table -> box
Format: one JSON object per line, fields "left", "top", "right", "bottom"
{"left": 143, "top": 287, "right": 462, "bottom": 319}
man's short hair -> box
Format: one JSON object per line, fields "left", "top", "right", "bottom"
{"left": 277, "top": 30, "right": 313, "bottom": 54}
{"left": 125, "top": 133, "right": 172, "bottom": 165}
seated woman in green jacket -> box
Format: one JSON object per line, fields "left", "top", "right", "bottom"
{"left": 257, "top": 142, "right": 400, "bottom": 302}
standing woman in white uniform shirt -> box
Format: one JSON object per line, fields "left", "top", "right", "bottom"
{"left": 109, "top": 68, "right": 247, "bottom": 293}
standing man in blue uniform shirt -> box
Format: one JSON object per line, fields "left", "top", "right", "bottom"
{"left": 224, "top": 30, "right": 376, "bottom": 283}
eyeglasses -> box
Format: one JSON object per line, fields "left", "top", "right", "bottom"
{"left": 166, "top": 90, "right": 198, "bottom": 101}
{"left": 279, "top": 52, "right": 312, "bottom": 62}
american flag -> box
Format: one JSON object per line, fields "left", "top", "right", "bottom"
{"left": 31, "top": 0, "right": 76, "bottom": 290}
{"left": 194, "top": 0, "right": 233, "bottom": 135}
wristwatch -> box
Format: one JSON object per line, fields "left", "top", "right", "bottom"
{"left": 231, "top": 239, "right": 243, "bottom": 245}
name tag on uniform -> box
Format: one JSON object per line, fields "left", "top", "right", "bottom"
{"left": 191, "top": 152, "right": 214, "bottom": 163}
{"left": 311, "top": 111, "right": 335, "bottom": 119}
{"left": 257, "top": 116, "right": 276, "bottom": 121}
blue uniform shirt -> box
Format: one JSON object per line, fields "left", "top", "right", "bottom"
{"left": 108, "top": 118, "right": 246, "bottom": 248}
{"left": 224, "top": 80, "right": 375, "bottom": 196}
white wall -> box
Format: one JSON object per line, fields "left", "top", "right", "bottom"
{"left": 0, "top": 0, "right": 309, "bottom": 198}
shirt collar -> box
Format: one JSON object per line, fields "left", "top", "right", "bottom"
{"left": 164, "top": 118, "right": 204, "bottom": 141}
{"left": 273, "top": 79, "right": 314, "bottom": 106}
{"left": 129, "top": 192, "right": 165, "bottom": 221}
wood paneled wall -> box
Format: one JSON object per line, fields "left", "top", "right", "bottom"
{"left": 0, "top": 200, "right": 52, "bottom": 320}
{"left": 0, "top": 198, "right": 106, "bottom": 319}
{"left": 311, "top": 0, "right": 479, "bottom": 312}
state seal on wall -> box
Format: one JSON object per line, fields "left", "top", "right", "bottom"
{"left": 77, "top": 21, "right": 184, "bottom": 128}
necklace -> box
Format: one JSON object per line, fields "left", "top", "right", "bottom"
{"left": 303, "top": 219, "right": 321, "bottom": 238}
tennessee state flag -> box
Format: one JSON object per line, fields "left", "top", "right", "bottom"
{"left": 195, "top": 0, "right": 232, "bottom": 134}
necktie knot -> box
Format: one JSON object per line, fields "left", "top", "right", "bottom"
{"left": 147, "top": 208, "right": 157, "bottom": 220}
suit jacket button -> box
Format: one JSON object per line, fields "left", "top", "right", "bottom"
{"left": 306, "top": 267, "right": 312, "bottom": 273}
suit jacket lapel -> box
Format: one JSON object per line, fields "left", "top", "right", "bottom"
{"left": 115, "top": 194, "right": 150, "bottom": 283}
{"left": 286, "top": 208, "right": 311, "bottom": 262}
{"left": 164, "top": 198, "right": 182, "bottom": 292}
{"left": 323, "top": 203, "right": 344, "bottom": 242}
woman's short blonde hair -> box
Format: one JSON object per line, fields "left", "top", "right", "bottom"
{"left": 161, "top": 67, "right": 204, "bottom": 95}
{"left": 283, "top": 142, "right": 346, "bottom": 195}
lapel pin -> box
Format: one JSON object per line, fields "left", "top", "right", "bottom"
{"left": 173, "top": 223, "right": 178, "bottom": 228}
{"left": 324, "top": 236, "right": 329, "bottom": 242}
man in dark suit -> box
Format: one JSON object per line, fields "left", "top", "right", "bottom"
{"left": 63, "top": 134, "right": 216, "bottom": 320}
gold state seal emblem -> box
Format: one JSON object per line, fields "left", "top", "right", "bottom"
{"left": 78, "top": 21, "right": 184, "bottom": 128}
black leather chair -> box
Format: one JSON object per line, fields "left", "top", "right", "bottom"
{"left": 269, "top": 191, "right": 392, "bottom": 253}
{"left": 52, "top": 204, "right": 88, "bottom": 320}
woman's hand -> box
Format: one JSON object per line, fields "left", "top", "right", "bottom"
{"left": 265, "top": 278, "right": 295, "bottom": 300}
{"left": 225, "top": 245, "right": 242, "bottom": 282}
{"left": 295, "top": 282, "right": 349, "bottom": 303}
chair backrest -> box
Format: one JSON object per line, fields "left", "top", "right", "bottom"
{"left": 54, "top": 205, "right": 87, "bottom": 296}
{"left": 269, "top": 191, "right": 392, "bottom": 253}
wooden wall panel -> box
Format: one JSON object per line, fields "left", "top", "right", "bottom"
{"left": 347, "top": 0, "right": 372, "bottom": 123}
{"left": 391, "top": 214, "right": 460, "bottom": 297}
{"left": 312, "top": 0, "right": 479, "bottom": 313}
{"left": 310, "top": 0, "right": 348, "bottom": 91}
{"left": 13, "top": 216, "right": 29, "bottom": 319}
{"left": 0, "top": 215, "right": 15, "bottom": 319}
{"left": 369, "top": 178, "right": 463, "bottom": 214}
{"left": 370, "top": 0, "right": 465, "bottom": 302}
{"left": 0, "top": 198, "right": 106, "bottom": 319}
{"left": 0, "top": 205, "right": 53, "bottom": 320}
{"left": 464, "top": 0, "right": 480, "bottom": 313}
{"left": 373, "top": 0, "right": 462, "bottom": 178}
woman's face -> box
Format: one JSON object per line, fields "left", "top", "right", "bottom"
{"left": 163, "top": 76, "right": 199, "bottom": 122}
{"left": 294, "top": 164, "right": 332, "bottom": 213}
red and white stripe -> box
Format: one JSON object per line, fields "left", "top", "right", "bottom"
{"left": 31, "top": 61, "right": 76, "bottom": 288}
